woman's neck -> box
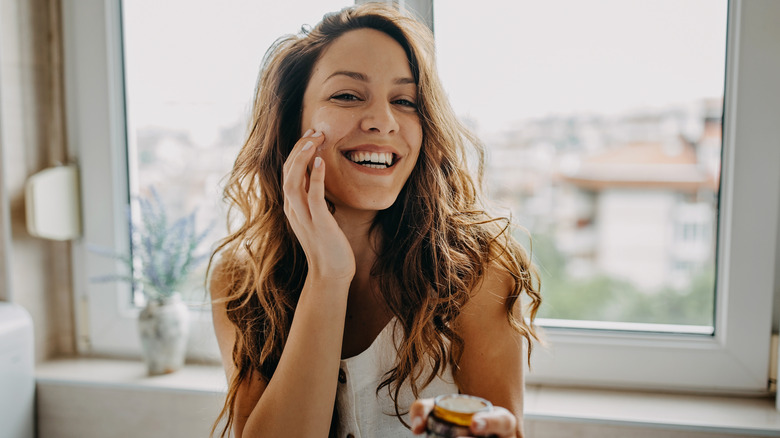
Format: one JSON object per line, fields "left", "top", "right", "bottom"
{"left": 332, "top": 207, "right": 379, "bottom": 292}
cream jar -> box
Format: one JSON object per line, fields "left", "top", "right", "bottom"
{"left": 425, "top": 394, "right": 493, "bottom": 438}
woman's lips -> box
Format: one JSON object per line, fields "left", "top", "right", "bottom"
{"left": 344, "top": 150, "right": 395, "bottom": 168}
{"left": 341, "top": 152, "right": 399, "bottom": 174}
{"left": 339, "top": 144, "right": 401, "bottom": 171}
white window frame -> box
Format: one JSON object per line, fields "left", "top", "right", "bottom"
{"left": 63, "top": 0, "right": 219, "bottom": 360}
{"left": 525, "top": 0, "right": 780, "bottom": 393}
{"left": 64, "top": 0, "right": 780, "bottom": 394}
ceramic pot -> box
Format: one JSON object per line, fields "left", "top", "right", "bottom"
{"left": 137, "top": 293, "right": 190, "bottom": 375}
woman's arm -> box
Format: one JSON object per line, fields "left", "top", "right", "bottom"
{"left": 456, "top": 265, "right": 526, "bottom": 437}
{"left": 210, "top": 264, "right": 267, "bottom": 436}
{"left": 410, "top": 264, "right": 527, "bottom": 438}
{"left": 211, "top": 130, "right": 355, "bottom": 437}
{"left": 211, "top": 265, "right": 351, "bottom": 438}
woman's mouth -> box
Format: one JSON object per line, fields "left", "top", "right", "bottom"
{"left": 344, "top": 151, "right": 396, "bottom": 169}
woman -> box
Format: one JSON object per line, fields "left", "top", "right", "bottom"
{"left": 209, "top": 4, "right": 541, "bottom": 437}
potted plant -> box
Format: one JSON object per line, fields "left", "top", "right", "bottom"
{"left": 92, "top": 189, "right": 213, "bottom": 375}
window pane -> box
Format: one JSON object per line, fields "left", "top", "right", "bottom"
{"left": 434, "top": 0, "right": 727, "bottom": 330}
{"left": 121, "top": 0, "right": 352, "bottom": 302}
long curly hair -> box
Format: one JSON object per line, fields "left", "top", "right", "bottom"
{"left": 209, "top": 4, "right": 541, "bottom": 437}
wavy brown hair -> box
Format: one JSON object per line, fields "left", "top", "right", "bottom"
{"left": 209, "top": 3, "right": 541, "bottom": 437}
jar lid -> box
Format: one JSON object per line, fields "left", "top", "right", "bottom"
{"left": 432, "top": 394, "right": 493, "bottom": 427}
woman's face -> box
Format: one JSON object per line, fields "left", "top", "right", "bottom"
{"left": 301, "top": 28, "right": 423, "bottom": 215}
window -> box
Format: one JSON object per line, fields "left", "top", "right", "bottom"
{"left": 434, "top": 0, "right": 779, "bottom": 391}
{"left": 436, "top": 0, "right": 725, "bottom": 329}
{"left": 65, "top": 0, "right": 780, "bottom": 393}
{"left": 64, "top": 0, "right": 352, "bottom": 359}
{"left": 121, "top": 0, "right": 350, "bottom": 305}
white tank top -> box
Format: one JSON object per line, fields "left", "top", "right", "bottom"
{"left": 334, "top": 318, "right": 459, "bottom": 438}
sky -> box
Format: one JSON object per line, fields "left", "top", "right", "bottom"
{"left": 122, "top": 0, "right": 728, "bottom": 143}
{"left": 122, "top": 0, "right": 349, "bottom": 145}
{"left": 434, "top": 0, "right": 729, "bottom": 132}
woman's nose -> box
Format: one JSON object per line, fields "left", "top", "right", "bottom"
{"left": 359, "top": 100, "right": 399, "bottom": 134}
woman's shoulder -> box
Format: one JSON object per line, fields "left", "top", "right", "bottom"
{"left": 466, "top": 262, "right": 516, "bottom": 311}
{"left": 208, "top": 252, "right": 250, "bottom": 301}
{"left": 453, "top": 261, "right": 525, "bottom": 343}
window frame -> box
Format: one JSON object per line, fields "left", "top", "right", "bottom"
{"left": 64, "top": 0, "right": 780, "bottom": 393}
{"left": 524, "top": 0, "right": 780, "bottom": 393}
{"left": 63, "top": 0, "right": 219, "bottom": 360}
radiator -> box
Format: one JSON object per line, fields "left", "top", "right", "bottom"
{"left": 0, "top": 303, "right": 34, "bottom": 438}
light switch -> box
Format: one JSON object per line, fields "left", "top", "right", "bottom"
{"left": 25, "top": 164, "right": 82, "bottom": 240}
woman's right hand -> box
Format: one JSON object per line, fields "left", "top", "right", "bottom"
{"left": 282, "top": 129, "right": 356, "bottom": 282}
{"left": 410, "top": 398, "right": 520, "bottom": 437}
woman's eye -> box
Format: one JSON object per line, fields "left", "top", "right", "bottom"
{"left": 331, "top": 93, "right": 361, "bottom": 102}
{"left": 393, "top": 99, "right": 417, "bottom": 109}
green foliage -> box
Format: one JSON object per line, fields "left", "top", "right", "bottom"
{"left": 530, "top": 233, "right": 715, "bottom": 326}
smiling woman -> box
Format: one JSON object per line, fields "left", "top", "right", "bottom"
{"left": 301, "top": 28, "right": 423, "bottom": 213}
{"left": 57, "top": 0, "right": 780, "bottom": 437}
{"left": 208, "top": 3, "right": 540, "bottom": 438}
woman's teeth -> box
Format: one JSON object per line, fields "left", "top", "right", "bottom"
{"left": 346, "top": 151, "right": 394, "bottom": 168}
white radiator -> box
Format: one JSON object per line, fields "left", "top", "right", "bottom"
{"left": 0, "top": 303, "right": 34, "bottom": 438}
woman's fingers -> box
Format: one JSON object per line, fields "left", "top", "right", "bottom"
{"left": 282, "top": 129, "right": 312, "bottom": 176}
{"left": 283, "top": 133, "right": 321, "bottom": 191}
{"left": 470, "top": 407, "right": 517, "bottom": 438}
{"left": 409, "top": 398, "right": 434, "bottom": 435}
{"left": 307, "top": 156, "right": 330, "bottom": 221}
{"left": 410, "top": 399, "right": 517, "bottom": 438}
{"left": 283, "top": 130, "right": 325, "bottom": 224}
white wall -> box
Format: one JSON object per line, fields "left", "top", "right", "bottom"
{"left": 0, "top": 0, "right": 75, "bottom": 361}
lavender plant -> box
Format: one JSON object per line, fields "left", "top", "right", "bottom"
{"left": 91, "top": 189, "right": 213, "bottom": 300}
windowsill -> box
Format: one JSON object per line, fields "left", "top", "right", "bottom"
{"left": 35, "top": 357, "right": 226, "bottom": 394}
{"left": 35, "top": 357, "right": 780, "bottom": 437}
{"left": 524, "top": 384, "right": 780, "bottom": 436}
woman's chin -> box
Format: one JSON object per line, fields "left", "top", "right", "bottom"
{"left": 329, "top": 196, "right": 399, "bottom": 215}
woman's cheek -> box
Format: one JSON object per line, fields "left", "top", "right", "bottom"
{"left": 310, "top": 107, "right": 352, "bottom": 149}
{"left": 314, "top": 120, "right": 331, "bottom": 151}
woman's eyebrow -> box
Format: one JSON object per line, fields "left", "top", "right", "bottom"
{"left": 325, "top": 70, "right": 415, "bottom": 85}
{"left": 327, "top": 70, "right": 367, "bottom": 82}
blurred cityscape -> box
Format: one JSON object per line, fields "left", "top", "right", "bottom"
{"left": 483, "top": 99, "right": 721, "bottom": 326}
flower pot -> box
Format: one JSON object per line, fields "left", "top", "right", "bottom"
{"left": 137, "top": 293, "right": 190, "bottom": 375}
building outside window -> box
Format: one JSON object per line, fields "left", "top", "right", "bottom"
{"left": 435, "top": 0, "right": 725, "bottom": 330}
